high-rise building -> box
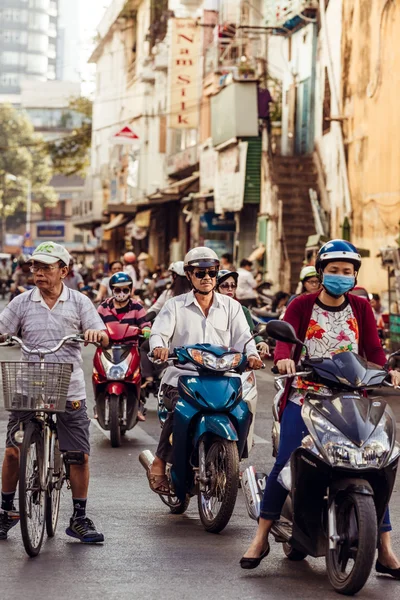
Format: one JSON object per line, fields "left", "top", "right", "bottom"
{"left": 0, "top": 0, "right": 80, "bottom": 102}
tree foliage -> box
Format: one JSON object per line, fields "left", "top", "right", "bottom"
{"left": 0, "top": 103, "right": 57, "bottom": 221}
{"left": 48, "top": 96, "right": 92, "bottom": 177}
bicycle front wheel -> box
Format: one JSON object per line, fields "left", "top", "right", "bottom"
{"left": 46, "top": 437, "right": 65, "bottom": 537}
{"left": 19, "top": 421, "right": 46, "bottom": 557}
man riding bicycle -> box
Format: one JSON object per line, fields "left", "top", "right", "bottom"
{"left": 0, "top": 242, "right": 109, "bottom": 544}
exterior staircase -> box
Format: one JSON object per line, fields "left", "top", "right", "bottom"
{"left": 271, "top": 155, "right": 318, "bottom": 292}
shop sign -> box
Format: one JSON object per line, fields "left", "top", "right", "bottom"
{"left": 5, "top": 233, "right": 23, "bottom": 247}
{"left": 169, "top": 18, "right": 201, "bottom": 129}
{"left": 111, "top": 126, "right": 139, "bottom": 146}
{"left": 37, "top": 224, "right": 65, "bottom": 238}
{"left": 200, "top": 212, "right": 235, "bottom": 232}
{"left": 214, "top": 142, "right": 248, "bottom": 214}
{"left": 204, "top": 239, "right": 232, "bottom": 257}
{"left": 390, "top": 313, "right": 400, "bottom": 349}
{"left": 199, "top": 142, "right": 217, "bottom": 192}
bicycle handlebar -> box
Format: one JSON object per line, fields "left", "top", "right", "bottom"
{"left": 0, "top": 334, "right": 94, "bottom": 356}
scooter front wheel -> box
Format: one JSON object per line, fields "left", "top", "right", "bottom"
{"left": 109, "top": 394, "right": 122, "bottom": 448}
{"left": 326, "top": 491, "right": 377, "bottom": 595}
{"left": 198, "top": 438, "right": 239, "bottom": 534}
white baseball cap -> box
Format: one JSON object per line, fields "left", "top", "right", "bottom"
{"left": 31, "top": 241, "right": 72, "bottom": 266}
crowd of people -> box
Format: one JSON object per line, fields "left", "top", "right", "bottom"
{"left": 0, "top": 238, "right": 400, "bottom": 585}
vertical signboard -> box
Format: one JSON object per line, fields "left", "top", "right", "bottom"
{"left": 169, "top": 18, "right": 201, "bottom": 129}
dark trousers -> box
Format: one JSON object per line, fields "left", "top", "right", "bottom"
{"left": 140, "top": 339, "right": 165, "bottom": 381}
{"left": 260, "top": 401, "right": 392, "bottom": 532}
{"left": 140, "top": 339, "right": 154, "bottom": 380}
{"left": 156, "top": 385, "right": 179, "bottom": 464}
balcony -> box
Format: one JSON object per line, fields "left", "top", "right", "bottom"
{"left": 204, "top": 30, "right": 265, "bottom": 78}
{"left": 265, "top": 0, "right": 318, "bottom": 30}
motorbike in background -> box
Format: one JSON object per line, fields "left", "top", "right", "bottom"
{"left": 242, "top": 320, "right": 400, "bottom": 596}
{"left": 93, "top": 322, "right": 144, "bottom": 447}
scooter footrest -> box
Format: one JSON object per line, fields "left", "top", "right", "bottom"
{"left": 272, "top": 520, "right": 292, "bottom": 543}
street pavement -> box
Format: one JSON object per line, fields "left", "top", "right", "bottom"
{"left": 0, "top": 317, "right": 400, "bottom": 598}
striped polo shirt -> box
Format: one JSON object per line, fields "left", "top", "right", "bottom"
{"left": 0, "top": 285, "right": 106, "bottom": 401}
{"left": 98, "top": 298, "right": 150, "bottom": 335}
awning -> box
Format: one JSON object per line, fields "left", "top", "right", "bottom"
{"left": 135, "top": 210, "right": 151, "bottom": 228}
{"left": 147, "top": 173, "right": 199, "bottom": 203}
{"left": 103, "top": 213, "right": 132, "bottom": 231}
{"left": 163, "top": 172, "right": 199, "bottom": 192}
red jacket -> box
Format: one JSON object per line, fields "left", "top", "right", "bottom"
{"left": 274, "top": 292, "right": 386, "bottom": 418}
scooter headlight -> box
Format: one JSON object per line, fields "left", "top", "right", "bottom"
{"left": 188, "top": 349, "right": 242, "bottom": 371}
{"left": 304, "top": 406, "right": 393, "bottom": 468}
{"left": 100, "top": 353, "right": 130, "bottom": 380}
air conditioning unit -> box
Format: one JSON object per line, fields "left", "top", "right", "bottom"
{"left": 154, "top": 51, "right": 168, "bottom": 71}
{"left": 140, "top": 65, "right": 156, "bottom": 83}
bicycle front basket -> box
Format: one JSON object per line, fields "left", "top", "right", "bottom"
{"left": 1, "top": 362, "right": 73, "bottom": 413}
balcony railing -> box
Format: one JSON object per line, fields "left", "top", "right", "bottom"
{"left": 204, "top": 35, "right": 264, "bottom": 77}
{"left": 265, "top": 0, "right": 318, "bottom": 29}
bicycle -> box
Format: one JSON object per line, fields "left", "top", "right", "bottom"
{"left": 0, "top": 334, "right": 89, "bottom": 557}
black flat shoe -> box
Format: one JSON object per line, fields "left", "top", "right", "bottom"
{"left": 376, "top": 560, "right": 400, "bottom": 579}
{"left": 240, "top": 543, "right": 270, "bottom": 570}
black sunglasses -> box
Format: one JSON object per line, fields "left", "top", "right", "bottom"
{"left": 220, "top": 283, "right": 237, "bottom": 290}
{"left": 113, "top": 287, "right": 131, "bottom": 294}
{"left": 193, "top": 269, "right": 218, "bottom": 279}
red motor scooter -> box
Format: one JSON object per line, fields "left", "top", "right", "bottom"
{"left": 93, "top": 322, "right": 144, "bottom": 447}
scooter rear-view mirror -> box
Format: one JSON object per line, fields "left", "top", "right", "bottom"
{"left": 266, "top": 320, "right": 303, "bottom": 346}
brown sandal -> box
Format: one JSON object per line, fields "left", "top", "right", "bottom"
{"left": 147, "top": 469, "right": 172, "bottom": 496}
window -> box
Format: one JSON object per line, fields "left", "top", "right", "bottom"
{"left": 0, "top": 72, "right": 19, "bottom": 86}
{"left": 3, "top": 9, "right": 28, "bottom": 22}
{"left": 1, "top": 52, "right": 26, "bottom": 66}
{"left": 322, "top": 68, "right": 331, "bottom": 135}
{"left": 2, "top": 30, "right": 28, "bottom": 44}
{"left": 27, "top": 32, "right": 48, "bottom": 53}
{"left": 159, "top": 115, "right": 166, "bottom": 153}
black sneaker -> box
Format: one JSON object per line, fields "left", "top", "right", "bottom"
{"left": 0, "top": 508, "right": 20, "bottom": 540}
{"left": 65, "top": 516, "right": 104, "bottom": 543}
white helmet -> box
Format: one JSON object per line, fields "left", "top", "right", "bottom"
{"left": 169, "top": 261, "right": 185, "bottom": 277}
{"left": 300, "top": 265, "right": 318, "bottom": 282}
{"left": 183, "top": 247, "right": 219, "bottom": 271}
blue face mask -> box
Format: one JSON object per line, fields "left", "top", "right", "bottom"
{"left": 322, "top": 274, "right": 355, "bottom": 297}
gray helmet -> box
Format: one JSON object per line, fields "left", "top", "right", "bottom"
{"left": 184, "top": 247, "right": 219, "bottom": 271}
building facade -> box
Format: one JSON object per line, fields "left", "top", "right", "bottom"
{"left": 0, "top": 0, "right": 59, "bottom": 102}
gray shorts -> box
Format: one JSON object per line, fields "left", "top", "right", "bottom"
{"left": 6, "top": 400, "right": 91, "bottom": 456}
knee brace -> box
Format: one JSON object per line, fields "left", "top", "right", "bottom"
{"left": 63, "top": 451, "right": 85, "bottom": 465}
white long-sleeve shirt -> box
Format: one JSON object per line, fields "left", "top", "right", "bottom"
{"left": 150, "top": 291, "right": 258, "bottom": 387}
{"left": 236, "top": 268, "right": 258, "bottom": 300}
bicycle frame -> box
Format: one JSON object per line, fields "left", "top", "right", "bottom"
{"left": 0, "top": 333, "right": 94, "bottom": 556}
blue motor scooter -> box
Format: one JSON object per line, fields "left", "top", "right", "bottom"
{"left": 139, "top": 328, "right": 265, "bottom": 534}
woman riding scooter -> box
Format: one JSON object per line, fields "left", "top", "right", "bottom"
{"left": 241, "top": 239, "right": 400, "bottom": 578}
{"left": 98, "top": 272, "right": 151, "bottom": 420}
{"left": 216, "top": 270, "right": 269, "bottom": 359}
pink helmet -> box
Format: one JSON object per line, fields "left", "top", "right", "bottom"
{"left": 123, "top": 251, "right": 136, "bottom": 264}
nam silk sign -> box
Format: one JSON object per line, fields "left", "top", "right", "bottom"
{"left": 169, "top": 18, "right": 200, "bottom": 129}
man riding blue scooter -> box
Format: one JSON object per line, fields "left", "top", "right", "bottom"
{"left": 146, "top": 247, "right": 263, "bottom": 498}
